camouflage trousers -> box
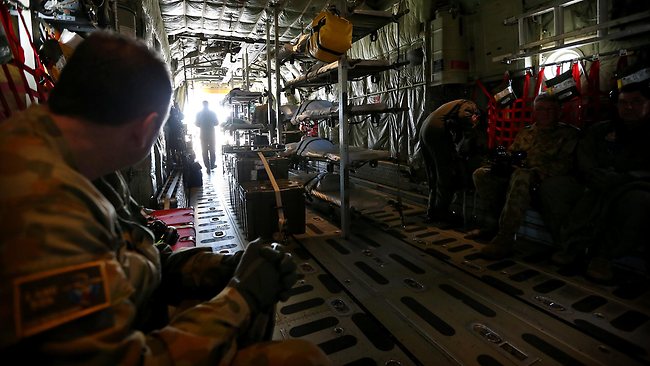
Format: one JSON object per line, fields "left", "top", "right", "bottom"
{"left": 473, "top": 167, "right": 534, "bottom": 236}
{"left": 230, "top": 339, "right": 331, "bottom": 366}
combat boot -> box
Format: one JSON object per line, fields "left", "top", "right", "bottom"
{"left": 465, "top": 228, "right": 497, "bottom": 243}
{"left": 586, "top": 257, "right": 614, "bottom": 283}
{"left": 551, "top": 249, "right": 579, "bottom": 266}
{"left": 481, "top": 233, "right": 515, "bottom": 259}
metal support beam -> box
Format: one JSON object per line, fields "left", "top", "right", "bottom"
{"left": 502, "top": 22, "right": 650, "bottom": 62}
{"left": 518, "top": 19, "right": 526, "bottom": 52}
{"left": 553, "top": 6, "right": 564, "bottom": 47}
{"left": 274, "top": 6, "right": 282, "bottom": 144}
{"left": 243, "top": 45, "right": 250, "bottom": 90}
{"left": 519, "top": 10, "right": 650, "bottom": 50}
{"left": 423, "top": 20, "right": 433, "bottom": 116}
{"left": 503, "top": 0, "right": 584, "bottom": 24}
{"left": 266, "top": 10, "right": 273, "bottom": 144}
{"left": 338, "top": 56, "right": 350, "bottom": 238}
{"left": 172, "top": 33, "right": 272, "bottom": 45}
{"left": 597, "top": 0, "right": 608, "bottom": 38}
{"left": 502, "top": 0, "right": 650, "bottom": 63}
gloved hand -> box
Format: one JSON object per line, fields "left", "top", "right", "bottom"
{"left": 219, "top": 250, "right": 244, "bottom": 277}
{"left": 228, "top": 238, "right": 298, "bottom": 313}
{"left": 147, "top": 219, "right": 168, "bottom": 242}
{"left": 588, "top": 167, "right": 629, "bottom": 191}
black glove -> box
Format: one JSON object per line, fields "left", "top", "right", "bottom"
{"left": 219, "top": 250, "right": 244, "bottom": 277}
{"left": 228, "top": 239, "right": 298, "bottom": 313}
{"left": 148, "top": 219, "right": 168, "bottom": 242}
{"left": 588, "top": 167, "right": 629, "bottom": 191}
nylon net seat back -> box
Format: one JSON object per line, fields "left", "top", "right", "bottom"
{"left": 487, "top": 97, "right": 533, "bottom": 149}
{"left": 480, "top": 71, "right": 536, "bottom": 150}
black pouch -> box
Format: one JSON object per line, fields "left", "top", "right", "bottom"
{"left": 546, "top": 69, "right": 579, "bottom": 101}
{"left": 494, "top": 85, "right": 517, "bottom": 107}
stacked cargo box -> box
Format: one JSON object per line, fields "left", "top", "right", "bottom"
{"left": 223, "top": 145, "right": 305, "bottom": 240}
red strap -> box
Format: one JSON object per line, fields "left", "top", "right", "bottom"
{"left": 0, "top": 5, "right": 52, "bottom": 104}
{"left": 17, "top": 9, "right": 42, "bottom": 68}
{"left": 2, "top": 64, "right": 25, "bottom": 110}
{"left": 0, "top": 4, "right": 31, "bottom": 105}
{"left": 572, "top": 62, "right": 581, "bottom": 93}
{"left": 556, "top": 65, "right": 561, "bottom": 77}
{"left": 16, "top": 8, "right": 52, "bottom": 101}
{"left": 0, "top": 3, "right": 24, "bottom": 64}
{"left": 535, "top": 67, "right": 546, "bottom": 94}
{"left": 588, "top": 59, "right": 600, "bottom": 94}
{"left": 475, "top": 79, "right": 495, "bottom": 103}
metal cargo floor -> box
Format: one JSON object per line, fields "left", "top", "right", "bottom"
{"left": 189, "top": 170, "right": 650, "bottom": 366}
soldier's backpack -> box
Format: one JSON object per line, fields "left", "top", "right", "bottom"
{"left": 307, "top": 8, "right": 352, "bottom": 63}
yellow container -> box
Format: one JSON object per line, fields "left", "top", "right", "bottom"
{"left": 307, "top": 10, "right": 353, "bottom": 63}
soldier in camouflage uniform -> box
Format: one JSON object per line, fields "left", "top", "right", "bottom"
{"left": 419, "top": 99, "right": 486, "bottom": 225}
{"left": 0, "top": 31, "right": 329, "bottom": 365}
{"left": 473, "top": 92, "right": 580, "bottom": 259}
{"left": 542, "top": 73, "right": 650, "bottom": 281}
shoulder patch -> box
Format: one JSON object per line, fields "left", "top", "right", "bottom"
{"left": 13, "top": 261, "right": 110, "bottom": 338}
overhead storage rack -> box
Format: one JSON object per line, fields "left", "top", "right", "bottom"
{"left": 282, "top": 59, "right": 408, "bottom": 92}
{"left": 280, "top": 7, "right": 409, "bottom": 238}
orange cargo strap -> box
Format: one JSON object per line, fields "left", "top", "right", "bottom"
{"left": 257, "top": 152, "right": 287, "bottom": 239}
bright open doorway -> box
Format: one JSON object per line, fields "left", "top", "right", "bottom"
{"left": 183, "top": 88, "right": 229, "bottom": 170}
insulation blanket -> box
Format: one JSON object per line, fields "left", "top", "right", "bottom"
{"left": 292, "top": 102, "right": 389, "bottom": 123}
{"left": 283, "top": 137, "right": 390, "bottom": 164}
{"left": 221, "top": 118, "right": 265, "bottom": 131}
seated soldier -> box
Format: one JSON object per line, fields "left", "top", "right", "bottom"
{"left": 0, "top": 31, "right": 329, "bottom": 365}
{"left": 543, "top": 68, "right": 650, "bottom": 282}
{"left": 472, "top": 92, "right": 580, "bottom": 259}
{"left": 93, "top": 171, "right": 246, "bottom": 329}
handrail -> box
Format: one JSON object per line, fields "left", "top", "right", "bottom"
{"left": 503, "top": 0, "right": 584, "bottom": 24}
{"left": 520, "top": 10, "right": 650, "bottom": 50}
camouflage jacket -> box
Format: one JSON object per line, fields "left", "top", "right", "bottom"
{"left": 577, "top": 120, "right": 650, "bottom": 191}
{"left": 509, "top": 122, "right": 580, "bottom": 177}
{"left": 420, "top": 99, "right": 487, "bottom": 157}
{"left": 0, "top": 105, "right": 250, "bottom": 365}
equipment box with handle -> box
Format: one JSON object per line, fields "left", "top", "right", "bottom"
{"left": 238, "top": 179, "right": 305, "bottom": 240}
{"left": 233, "top": 156, "right": 289, "bottom": 184}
